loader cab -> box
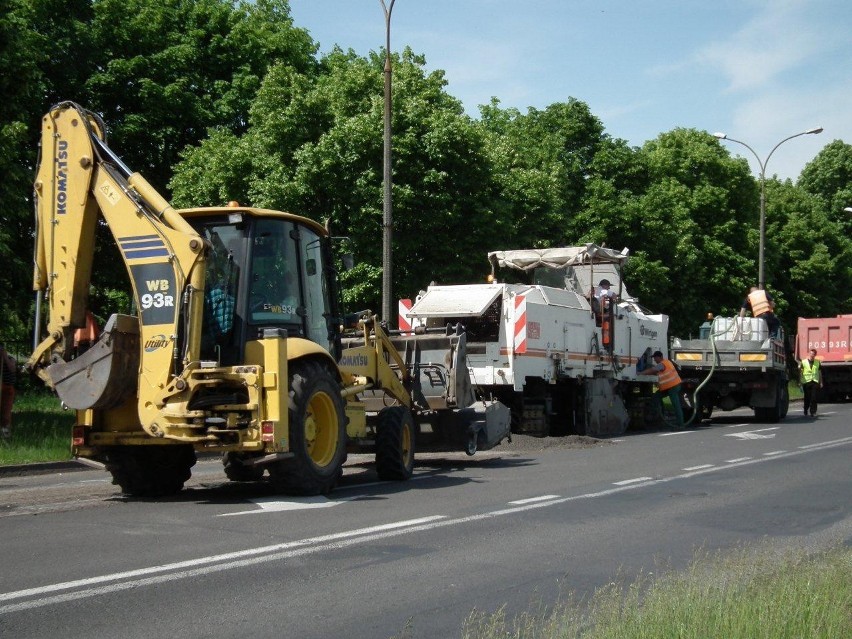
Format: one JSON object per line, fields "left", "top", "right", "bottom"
{"left": 185, "top": 208, "right": 338, "bottom": 366}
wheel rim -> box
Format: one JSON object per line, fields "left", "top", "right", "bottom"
{"left": 304, "top": 390, "right": 339, "bottom": 468}
{"left": 401, "top": 422, "right": 413, "bottom": 464}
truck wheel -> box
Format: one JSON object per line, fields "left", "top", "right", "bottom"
{"left": 375, "top": 406, "right": 415, "bottom": 481}
{"left": 268, "top": 360, "right": 347, "bottom": 495}
{"left": 223, "top": 452, "right": 265, "bottom": 482}
{"left": 683, "top": 392, "right": 712, "bottom": 424}
{"left": 104, "top": 445, "right": 196, "bottom": 497}
{"left": 778, "top": 378, "right": 790, "bottom": 419}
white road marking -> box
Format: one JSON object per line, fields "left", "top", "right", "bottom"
{"left": 613, "top": 477, "right": 653, "bottom": 486}
{"left": 725, "top": 457, "right": 752, "bottom": 463}
{"left": 725, "top": 427, "right": 780, "bottom": 440}
{"left": 762, "top": 451, "right": 786, "bottom": 456}
{"left": 220, "top": 475, "right": 436, "bottom": 516}
{"left": 508, "top": 495, "right": 560, "bottom": 505}
{"left": 218, "top": 494, "right": 368, "bottom": 516}
{"left": 3, "top": 436, "right": 850, "bottom": 615}
{"left": 725, "top": 423, "right": 752, "bottom": 428}
{"left": 798, "top": 437, "right": 851, "bottom": 449}
{"left": 0, "top": 515, "right": 446, "bottom": 607}
{"left": 682, "top": 464, "right": 714, "bottom": 471}
{"left": 658, "top": 431, "right": 692, "bottom": 436}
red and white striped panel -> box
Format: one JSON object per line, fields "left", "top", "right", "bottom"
{"left": 399, "top": 298, "right": 413, "bottom": 333}
{"left": 513, "top": 294, "right": 527, "bottom": 354}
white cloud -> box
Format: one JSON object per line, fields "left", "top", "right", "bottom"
{"left": 726, "top": 81, "right": 851, "bottom": 180}
{"left": 696, "top": 1, "right": 828, "bottom": 92}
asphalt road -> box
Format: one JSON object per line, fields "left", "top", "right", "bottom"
{"left": 1, "top": 405, "right": 850, "bottom": 638}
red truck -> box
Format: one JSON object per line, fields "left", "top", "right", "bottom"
{"left": 796, "top": 315, "right": 852, "bottom": 402}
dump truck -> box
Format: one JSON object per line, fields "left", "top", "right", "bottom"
{"left": 670, "top": 316, "right": 790, "bottom": 422}
{"left": 796, "top": 315, "right": 852, "bottom": 401}
{"left": 402, "top": 247, "right": 670, "bottom": 437}
{"left": 27, "top": 101, "right": 509, "bottom": 497}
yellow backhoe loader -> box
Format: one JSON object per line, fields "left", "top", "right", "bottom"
{"left": 27, "top": 102, "right": 509, "bottom": 497}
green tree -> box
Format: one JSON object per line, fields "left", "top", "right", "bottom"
{"left": 478, "top": 98, "right": 607, "bottom": 249}
{"left": 173, "top": 47, "right": 505, "bottom": 312}
{"left": 623, "top": 129, "right": 758, "bottom": 335}
{"left": 0, "top": 0, "right": 95, "bottom": 338}
{"left": 85, "top": 0, "right": 317, "bottom": 193}
{"left": 2, "top": 0, "right": 320, "bottom": 342}
{"left": 764, "top": 180, "right": 851, "bottom": 325}
{"left": 798, "top": 140, "right": 852, "bottom": 237}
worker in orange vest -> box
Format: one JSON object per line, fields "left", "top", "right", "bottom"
{"left": 638, "top": 350, "right": 685, "bottom": 430}
{"left": 740, "top": 286, "right": 781, "bottom": 338}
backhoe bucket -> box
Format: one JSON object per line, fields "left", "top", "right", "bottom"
{"left": 46, "top": 314, "right": 140, "bottom": 410}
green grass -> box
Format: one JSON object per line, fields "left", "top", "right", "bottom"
{"left": 788, "top": 380, "right": 804, "bottom": 401}
{"left": 458, "top": 542, "right": 852, "bottom": 639}
{"left": 0, "top": 390, "right": 74, "bottom": 465}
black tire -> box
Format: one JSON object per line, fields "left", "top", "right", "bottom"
{"left": 681, "top": 389, "right": 696, "bottom": 424}
{"left": 778, "top": 377, "right": 790, "bottom": 419}
{"left": 223, "top": 452, "right": 265, "bottom": 482}
{"left": 755, "top": 379, "right": 787, "bottom": 424}
{"left": 103, "top": 445, "right": 196, "bottom": 497}
{"left": 465, "top": 433, "right": 478, "bottom": 457}
{"left": 376, "top": 406, "right": 415, "bottom": 480}
{"left": 681, "top": 388, "right": 713, "bottom": 425}
{"left": 268, "top": 360, "right": 347, "bottom": 495}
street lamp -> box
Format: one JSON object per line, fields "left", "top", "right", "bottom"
{"left": 844, "top": 207, "right": 852, "bottom": 214}
{"left": 380, "top": 0, "right": 396, "bottom": 325}
{"left": 714, "top": 127, "right": 823, "bottom": 289}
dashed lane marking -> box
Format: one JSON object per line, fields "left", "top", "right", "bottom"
{"left": 613, "top": 477, "right": 653, "bottom": 486}
{"left": 508, "top": 495, "right": 561, "bottom": 505}
{"left": 3, "top": 436, "right": 850, "bottom": 615}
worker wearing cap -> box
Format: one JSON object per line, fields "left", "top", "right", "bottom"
{"left": 595, "top": 278, "right": 617, "bottom": 302}
{"left": 638, "top": 350, "right": 685, "bottom": 430}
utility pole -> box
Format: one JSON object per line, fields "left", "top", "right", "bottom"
{"left": 714, "top": 127, "right": 823, "bottom": 289}
{"left": 380, "top": 0, "right": 396, "bottom": 324}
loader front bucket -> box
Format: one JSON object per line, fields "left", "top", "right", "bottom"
{"left": 45, "top": 314, "right": 139, "bottom": 410}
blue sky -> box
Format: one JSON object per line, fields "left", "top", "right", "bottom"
{"left": 289, "top": 0, "right": 850, "bottom": 182}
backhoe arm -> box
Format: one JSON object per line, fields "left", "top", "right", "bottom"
{"left": 29, "top": 102, "right": 207, "bottom": 433}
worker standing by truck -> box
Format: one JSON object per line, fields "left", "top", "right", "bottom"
{"left": 639, "top": 350, "right": 685, "bottom": 430}
{"left": 799, "top": 348, "right": 823, "bottom": 417}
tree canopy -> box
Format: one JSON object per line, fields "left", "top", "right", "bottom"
{"left": 1, "top": 0, "right": 850, "bottom": 345}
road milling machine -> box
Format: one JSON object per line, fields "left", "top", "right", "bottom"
{"left": 27, "top": 102, "right": 509, "bottom": 497}
{"left": 402, "top": 247, "right": 670, "bottom": 437}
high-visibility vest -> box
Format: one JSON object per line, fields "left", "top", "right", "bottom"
{"left": 747, "top": 289, "right": 772, "bottom": 316}
{"left": 657, "top": 359, "right": 682, "bottom": 391}
{"left": 800, "top": 358, "right": 821, "bottom": 384}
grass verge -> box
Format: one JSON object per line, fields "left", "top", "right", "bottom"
{"left": 459, "top": 542, "right": 851, "bottom": 639}
{"left": 0, "top": 390, "right": 74, "bottom": 465}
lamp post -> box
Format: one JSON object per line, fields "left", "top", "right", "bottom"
{"left": 380, "top": 0, "right": 396, "bottom": 324}
{"left": 714, "top": 127, "right": 823, "bottom": 289}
